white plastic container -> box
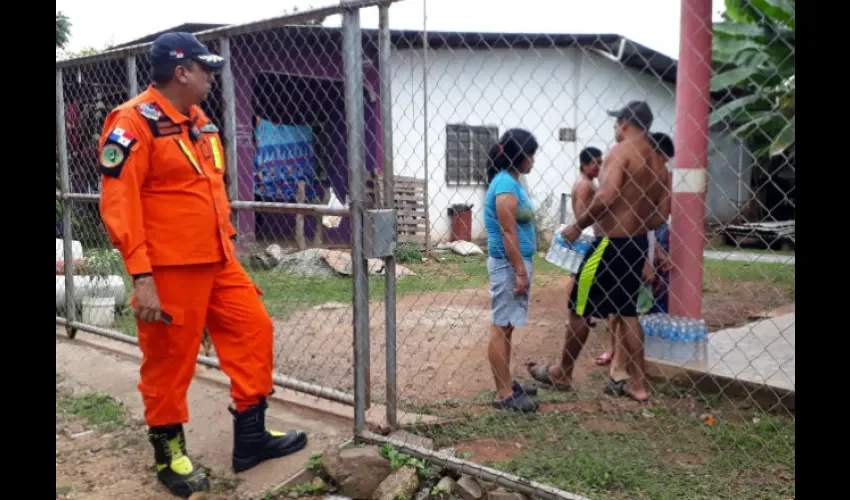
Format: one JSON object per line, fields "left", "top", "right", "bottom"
{"left": 55, "top": 275, "right": 127, "bottom": 311}
{"left": 81, "top": 296, "right": 116, "bottom": 327}
{"left": 56, "top": 238, "right": 84, "bottom": 262}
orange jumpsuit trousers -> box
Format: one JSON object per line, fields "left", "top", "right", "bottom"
{"left": 135, "top": 257, "right": 274, "bottom": 427}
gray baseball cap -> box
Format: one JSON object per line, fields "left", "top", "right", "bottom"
{"left": 607, "top": 100, "right": 654, "bottom": 130}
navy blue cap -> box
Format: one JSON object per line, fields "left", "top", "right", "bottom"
{"left": 149, "top": 32, "right": 225, "bottom": 70}
{"left": 607, "top": 100, "right": 654, "bottom": 130}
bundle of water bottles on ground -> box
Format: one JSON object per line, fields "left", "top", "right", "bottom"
{"left": 641, "top": 313, "right": 709, "bottom": 363}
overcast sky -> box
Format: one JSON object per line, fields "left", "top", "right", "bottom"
{"left": 56, "top": 0, "right": 726, "bottom": 59}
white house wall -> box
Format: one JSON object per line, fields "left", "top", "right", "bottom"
{"left": 389, "top": 46, "right": 678, "bottom": 242}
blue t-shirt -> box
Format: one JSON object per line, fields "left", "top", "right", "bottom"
{"left": 484, "top": 171, "right": 537, "bottom": 259}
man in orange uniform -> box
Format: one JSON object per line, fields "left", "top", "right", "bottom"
{"left": 97, "top": 32, "right": 307, "bottom": 498}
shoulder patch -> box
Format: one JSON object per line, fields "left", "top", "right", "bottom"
{"left": 99, "top": 127, "right": 137, "bottom": 178}
{"left": 136, "top": 102, "right": 183, "bottom": 137}
{"left": 136, "top": 102, "right": 163, "bottom": 121}
{"left": 200, "top": 123, "right": 219, "bottom": 133}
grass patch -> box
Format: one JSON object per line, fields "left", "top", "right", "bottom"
{"left": 704, "top": 260, "right": 794, "bottom": 288}
{"left": 248, "top": 253, "right": 548, "bottom": 320}
{"left": 415, "top": 405, "right": 794, "bottom": 500}
{"left": 56, "top": 383, "right": 127, "bottom": 432}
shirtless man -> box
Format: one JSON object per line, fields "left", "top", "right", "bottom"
{"left": 566, "top": 147, "right": 602, "bottom": 301}
{"left": 527, "top": 101, "right": 669, "bottom": 402}
{"left": 572, "top": 147, "right": 624, "bottom": 373}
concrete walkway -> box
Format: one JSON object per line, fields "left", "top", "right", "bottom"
{"left": 704, "top": 250, "right": 795, "bottom": 265}
{"left": 647, "top": 312, "right": 795, "bottom": 408}
{"left": 704, "top": 312, "right": 795, "bottom": 391}
{"left": 56, "top": 332, "right": 351, "bottom": 498}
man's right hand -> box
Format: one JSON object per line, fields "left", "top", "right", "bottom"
{"left": 133, "top": 276, "right": 162, "bottom": 323}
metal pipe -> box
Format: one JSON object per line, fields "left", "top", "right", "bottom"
{"left": 56, "top": 0, "right": 402, "bottom": 68}
{"left": 559, "top": 192, "right": 567, "bottom": 225}
{"left": 357, "top": 431, "right": 593, "bottom": 500}
{"left": 219, "top": 37, "right": 239, "bottom": 232}
{"left": 342, "top": 0, "right": 371, "bottom": 435}
{"left": 670, "top": 0, "right": 713, "bottom": 319}
{"left": 56, "top": 194, "right": 352, "bottom": 217}
{"left": 421, "top": 0, "right": 431, "bottom": 256}
{"left": 126, "top": 55, "right": 138, "bottom": 96}
{"left": 378, "top": 3, "right": 398, "bottom": 430}
{"left": 231, "top": 200, "right": 351, "bottom": 216}
{"left": 57, "top": 68, "right": 76, "bottom": 340}
{"left": 58, "top": 193, "right": 101, "bottom": 202}
{"left": 615, "top": 37, "right": 628, "bottom": 60}
{"left": 55, "top": 318, "right": 355, "bottom": 405}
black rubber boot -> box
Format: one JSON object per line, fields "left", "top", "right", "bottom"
{"left": 148, "top": 424, "right": 210, "bottom": 498}
{"left": 230, "top": 398, "right": 308, "bottom": 473}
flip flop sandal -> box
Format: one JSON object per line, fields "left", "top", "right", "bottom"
{"left": 618, "top": 383, "right": 650, "bottom": 403}
{"left": 603, "top": 378, "right": 627, "bottom": 397}
{"left": 513, "top": 380, "right": 538, "bottom": 396}
{"left": 595, "top": 352, "right": 613, "bottom": 366}
{"left": 525, "top": 363, "right": 572, "bottom": 391}
{"left": 492, "top": 391, "right": 539, "bottom": 413}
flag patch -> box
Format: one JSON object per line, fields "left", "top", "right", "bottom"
{"left": 107, "top": 127, "right": 136, "bottom": 148}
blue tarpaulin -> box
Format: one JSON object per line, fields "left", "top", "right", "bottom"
{"left": 253, "top": 119, "right": 318, "bottom": 202}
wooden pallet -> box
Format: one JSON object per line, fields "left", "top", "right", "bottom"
{"left": 394, "top": 176, "right": 427, "bottom": 244}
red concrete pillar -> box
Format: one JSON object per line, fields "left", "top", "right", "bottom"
{"left": 670, "top": 0, "right": 713, "bottom": 319}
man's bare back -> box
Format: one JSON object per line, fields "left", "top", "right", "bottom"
{"left": 594, "top": 137, "right": 668, "bottom": 238}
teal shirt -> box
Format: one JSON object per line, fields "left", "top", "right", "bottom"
{"left": 484, "top": 171, "right": 536, "bottom": 259}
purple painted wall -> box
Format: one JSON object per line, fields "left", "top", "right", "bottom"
{"left": 229, "top": 31, "right": 383, "bottom": 252}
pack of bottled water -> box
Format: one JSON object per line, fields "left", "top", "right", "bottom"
{"left": 639, "top": 313, "right": 709, "bottom": 363}
{"left": 546, "top": 225, "right": 594, "bottom": 275}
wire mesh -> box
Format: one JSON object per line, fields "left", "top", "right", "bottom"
{"left": 55, "top": 0, "right": 794, "bottom": 498}
{"left": 54, "top": 7, "right": 383, "bottom": 407}
{"left": 366, "top": 1, "right": 795, "bottom": 499}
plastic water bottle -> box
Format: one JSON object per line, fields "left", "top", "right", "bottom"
{"left": 546, "top": 226, "right": 580, "bottom": 271}
{"left": 647, "top": 314, "right": 661, "bottom": 359}
{"left": 640, "top": 315, "right": 654, "bottom": 358}
{"left": 684, "top": 319, "right": 698, "bottom": 362}
{"left": 658, "top": 315, "right": 670, "bottom": 360}
{"left": 696, "top": 319, "right": 709, "bottom": 361}
{"left": 564, "top": 233, "right": 593, "bottom": 274}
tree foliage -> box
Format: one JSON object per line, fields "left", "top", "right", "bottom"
{"left": 56, "top": 11, "right": 72, "bottom": 49}
{"left": 709, "top": 0, "right": 795, "bottom": 158}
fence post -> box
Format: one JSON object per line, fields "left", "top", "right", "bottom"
{"left": 670, "top": 0, "right": 712, "bottom": 319}
{"left": 558, "top": 192, "right": 567, "bottom": 225}
{"left": 421, "top": 8, "right": 431, "bottom": 257}
{"left": 378, "top": 3, "right": 398, "bottom": 430}
{"left": 126, "top": 55, "right": 138, "bottom": 96}
{"left": 219, "top": 37, "right": 239, "bottom": 229}
{"left": 56, "top": 68, "right": 77, "bottom": 339}
{"left": 342, "top": 0, "right": 370, "bottom": 434}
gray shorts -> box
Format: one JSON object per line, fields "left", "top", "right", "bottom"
{"left": 488, "top": 257, "right": 534, "bottom": 327}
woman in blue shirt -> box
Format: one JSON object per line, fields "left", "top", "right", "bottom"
{"left": 483, "top": 128, "right": 540, "bottom": 413}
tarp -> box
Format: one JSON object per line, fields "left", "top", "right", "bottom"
{"left": 253, "top": 119, "right": 319, "bottom": 202}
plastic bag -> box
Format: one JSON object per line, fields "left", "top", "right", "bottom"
{"left": 636, "top": 283, "right": 654, "bottom": 314}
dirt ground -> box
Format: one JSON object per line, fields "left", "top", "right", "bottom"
{"left": 56, "top": 379, "right": 243, "bottom": 500}
{"left": 270, "top": 272, "right": 794, "bottom": 406}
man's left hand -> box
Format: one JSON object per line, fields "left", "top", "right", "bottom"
{"left": 561, "top": 224, "right": 581, "bottom": 244}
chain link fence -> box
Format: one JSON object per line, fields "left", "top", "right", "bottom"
{"left": 56, "top": 0, "right": 794, "bottom": 498}
{"left": 364, "top": 0, "right": 795, "bottom": 498}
